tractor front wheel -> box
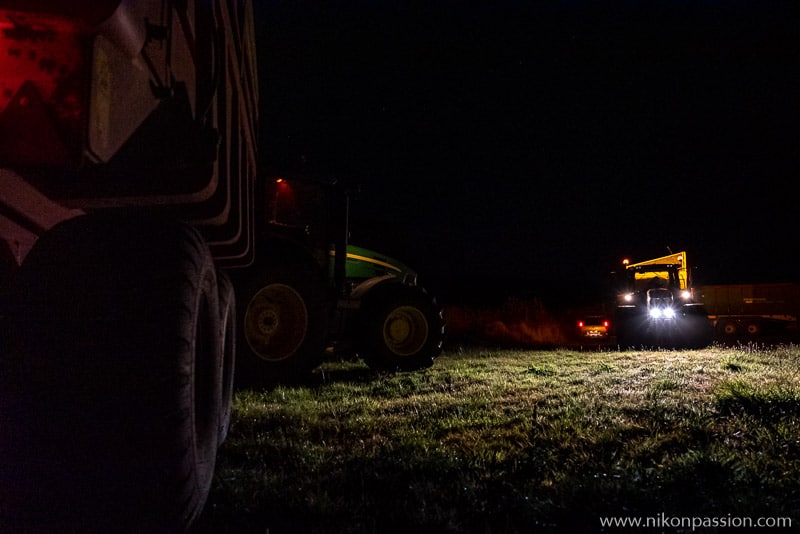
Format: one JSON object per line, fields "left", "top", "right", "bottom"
{"left": 357, "top": 284, "right": 444, "bottom": 371}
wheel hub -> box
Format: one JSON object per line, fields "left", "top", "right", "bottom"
{"left": 244, "top": 283, "right": 308, "bottom": 361}
{"left": 383, "top": 305, "right": 429, "bottom": 356}
{"left": 256, "top": 309, "right": 280, "bottom": 336}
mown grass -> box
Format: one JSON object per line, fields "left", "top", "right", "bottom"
{"left": 194, "top": 345, "right": 800, "bottom": 533}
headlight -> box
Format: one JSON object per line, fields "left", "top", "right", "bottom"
{"left": 623, "top": 293, "right": 634, "bottom": 302}
{"left": 649, "top": 307, "right": 676, "bottom": 319}
{"left": 680, "top": 290, "right": 691, "bottom": 300}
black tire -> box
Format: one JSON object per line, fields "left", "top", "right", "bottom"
{"left": 217, "top": 269, "right": 237, "bottom": 444}
{"left": 356, "top": 284, "right": 444, "bottom": 371}
{"left": 0, "top": 213, "right": 222, "bottom": 532}
{"left": 746, "top": 322, "right": 761, "bottom": 337}
{"left": 615, "top": 308, "right": 640, "bottom": 349}
{"left": 680, "top": 305, "right": 714, "bottom": 349}
{"left": 720, "top": 320, "right": 738, "bottom": 337}
{"left": 235, "top": 258, "right": 328, "bottom": 385}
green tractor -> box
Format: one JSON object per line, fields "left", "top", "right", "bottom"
{"left": 232, "top": 177, "right": 445, "bottom": 384}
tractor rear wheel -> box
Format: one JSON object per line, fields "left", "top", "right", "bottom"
{"left": 236, "top": 259, "right": 328, "bottom": 385}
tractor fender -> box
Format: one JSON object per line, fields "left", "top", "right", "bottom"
{"left": 349, "top": 274, "right": 401, "bottom": 303}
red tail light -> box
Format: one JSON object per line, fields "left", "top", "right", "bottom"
{"left": 603, "top": 321, "right": 610, "bottom": 328}
{"left": 0, "top": 9, "right": 90, "bottom": 166}
{"left": 577, "top": 321, "right": 584, "bottom": 328}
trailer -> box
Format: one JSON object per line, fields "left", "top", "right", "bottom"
{"left": 0, "top": 1, "right": 258, "bottom": 530}
{"left": 0, "top": 5, "right": 445, "bottom": 529}
{"left": 697, "top": 283, "right": 800, "bottom": 342}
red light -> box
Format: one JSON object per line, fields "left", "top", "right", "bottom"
{"left": 578, "top": 321, "right": 584, "bottom": 328}
{"left": 275, "top": 178, "right": 292, "bottom": 193}
{"left": 0, "top": 9, "right": 89, "bottom": 166}
{"left": 0, "top": 11, "right": 86, "bottom": 114}
{"left": 603, "top": 321, "right": 610, "bottom": 328}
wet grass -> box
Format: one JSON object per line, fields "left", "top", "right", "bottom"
{"left": 194, "top": 345, "right": 800, "bottom": 533}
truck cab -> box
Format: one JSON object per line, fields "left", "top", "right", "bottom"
{"left": 615, "top": 251, "right": 712, "bottom": 348}
{"left": 618, "top": 252, "right": 692, "bottom": 315}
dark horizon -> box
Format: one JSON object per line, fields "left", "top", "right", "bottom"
{"left": 255, "top": 1, "right": 799, "bottom": 305}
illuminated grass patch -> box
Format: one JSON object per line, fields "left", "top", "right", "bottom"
{"left": 197, "top": 345, "right": 800, "bottom": 532}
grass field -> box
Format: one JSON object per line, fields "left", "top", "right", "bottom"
{"left": 194, "top": 345, "right": 800, "bottom": 533}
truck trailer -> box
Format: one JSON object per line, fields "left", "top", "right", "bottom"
{"left": 697, "top": 282, "right": 800, "bottom": 342}
{"left": 0, "top": 1, "right": 258, "bottom": 530}
{"left": 614, "top": 251, "right": 713, "bottom": 348}
{"left": 0, "top": 4, "right": 446, "bottom": 529}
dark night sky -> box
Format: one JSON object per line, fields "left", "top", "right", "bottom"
{"left": 253, "top": 1, "right": 800, "bottom": 305}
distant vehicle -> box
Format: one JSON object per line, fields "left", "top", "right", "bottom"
{"left": 577, "top": 316, "right": 610, "bottom": 338}
{"left": 697, "top": 283, "right": 800, "bottom": 341}
{"left": 614, "top": 251, "right": 713, "bottom": 348}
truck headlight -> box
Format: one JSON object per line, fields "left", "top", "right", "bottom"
{"left": 649, "top": 307, "right": 676, "bottom": 319}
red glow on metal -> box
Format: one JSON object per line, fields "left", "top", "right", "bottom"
{"left": 0, "top": 8, "right": 88, "bottom": 165}
{"left": 0, "top": 10, "right": 85, "bottom": 112}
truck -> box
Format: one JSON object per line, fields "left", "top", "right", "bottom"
{"left": 233, "top": 176, "right": 445, "bottom": 386}
{"left": 614, "top": 251, "right": 713, "bottom": 348}
{"left": 0, "top": 1, "right": 258, "bottom": 530}
{"left": 696, "top": 282, "right": 800, "bottom": 342}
